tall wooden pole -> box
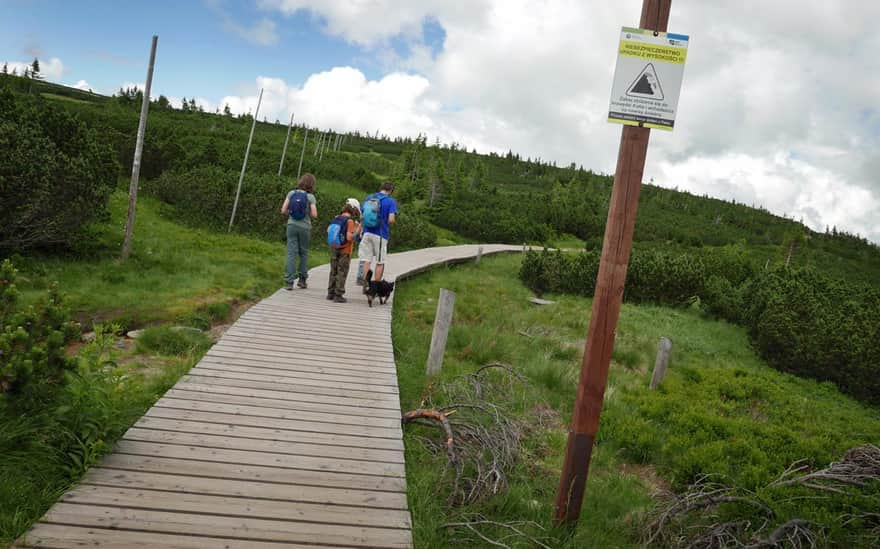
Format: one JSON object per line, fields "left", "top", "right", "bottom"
{"left": 554, "top": 0, "right": 671, "bottom": 526}
{"left": 228, "top": 88, "right": 263, "bottom": 232}
{"left": 296, "top": 127, "right": 309, "bottom": 180}
{"left": 121, "top": 35, "right": 158, "bottom": 261}
{"left": 278, "top": 112, "right": 295, "bottom": 177}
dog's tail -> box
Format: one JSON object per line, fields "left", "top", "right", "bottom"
{"left": 365, "top": 269, "right": 373, "bottom": 284}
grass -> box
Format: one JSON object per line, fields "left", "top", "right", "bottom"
{"left": 391, "top": 253, "right": 880, "bottom": 548}
{"left": 14, "top": 189, "right": 326, "bottom": 329}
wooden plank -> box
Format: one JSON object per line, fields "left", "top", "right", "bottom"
{"left": 193, "top": 361, "right": 401, "bottom": 389}
{"left": 21, "top": 523, "right": 327, "bottom": 549}
{"left": 197, "top": 355, "right": 398, "bottom": 383}
{"left": 135, "top": 415, "right": 403, "bottom": 450}
{"left": 81, "top": 467, "right": 408, "bottom": 509}
{"left": 183, "top": 372, "right": 401, "bottom": 403}
{"left": 157, "top": 393, "right": 403, "bottom": 429}
{"left": 180, "top": 376, "right": 400, "bottom": 409}
{"left": 60, "top": 485, "right": 412, "bottom": 529}
{"left": 207, "top": 343, "right": 398, "bottom": 372}
{"left": 226, "top": 321, "right": 391, "bottom": 346}
{"left": 205, "top": 347, "right": 397, "bottom": 373}
{"left": 40, "top": 504, "right": 412, "bottom": 548}
{"left": 122, "top": 427, "right": 406, "bottom": 464}
{"left": 169, "top": 384, "right": 402, "bottom": 420}
{"left": 220, "top": 332, "right": 396, "bottom": 358}
{"left": 190, "top": 365, "right": 400, "bottom": 395}
{"left": 113, "top": 440, "right": 406, "bottom": 478}
{"left": 217, "top": 335, "right": 396, "bottom": 361}
{"left": 97, "top": 453, "right": 407, "bottom": 492}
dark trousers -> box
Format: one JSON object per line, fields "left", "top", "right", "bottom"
{"left": 328, "top": 249, "right": 352, "bottom": 297}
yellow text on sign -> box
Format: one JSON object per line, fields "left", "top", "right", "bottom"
{"left": 618, "top": 41, "right": 687, "bottom": 65}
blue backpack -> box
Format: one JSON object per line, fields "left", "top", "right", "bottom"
{"left": 362, "top": 193, "right": 386, "bottom": 229}
{"left": 326, "top": 215, "right": 349, "bottom": 248}
{"left": 289, "top": 191, "right": 309, "bottom": 220}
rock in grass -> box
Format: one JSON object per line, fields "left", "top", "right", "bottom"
{"left": 126, "top": 329, "right": 145, "bottom": 339}
{"left": 81, "top": 331, "right": 96, "bottom": 342}
{"left": 528, "top": 297, "right": 556, "bottom": 305}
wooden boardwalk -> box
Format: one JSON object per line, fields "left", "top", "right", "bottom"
{"left": 20, "top": 244, "right": 520, "bottom": 548}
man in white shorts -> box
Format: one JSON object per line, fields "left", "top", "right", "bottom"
{"left": 359, "top": 181, "right": 398, "bottom": 287}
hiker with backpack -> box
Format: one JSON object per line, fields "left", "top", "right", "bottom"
{"left": 325, "top": 199, "right": 361, "bottom": 303}
{"left": 359, "top": 181, "right": 398, "bottom": 287}
{"left": 280, "top": 173, "right": 318, "bottom": 290}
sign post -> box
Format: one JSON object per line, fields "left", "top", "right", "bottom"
{"left": 554, "top": 0, "right": 686, "bottom": 526}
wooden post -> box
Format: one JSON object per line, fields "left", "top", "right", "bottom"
{"left": 319, "top": 132, "right": 328, "bottom": 161}
{"left": 426, "top": 288, "right": 456, "bottom": 376}
{"left": 313, "top": 132, "right": 322, "bottom": 156}
{"left": 476, "top": 246, "right": 483, "bottom": 265}
{"left": 277, "top": 112, "right": 294, "bottom": 177}
{"left": 228, "top": 88, "right": 263, "bottom": 232}
{"left": 121, "top": 35, "right": 158, "bottom": 261}
{"left": 296, "top": 127, "right": 309, "bottom": 180}
{"left": 650, "top": 337, "right": 672, "bottom": 389}
{"left": 554, "top": 0, "right": 671, "bottom": 526}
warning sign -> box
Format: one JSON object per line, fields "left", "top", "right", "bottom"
{"left": 608, "top": 27, "right": 689, "bottom": 130}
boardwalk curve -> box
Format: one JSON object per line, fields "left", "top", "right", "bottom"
{"left": 20, "top": 244, "right": 521, "bottom": 548}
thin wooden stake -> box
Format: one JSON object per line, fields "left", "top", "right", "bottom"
{"left": 277, "top": 112, "right": 295, "bottom": 177}
{"left": 320, "top": 132, "right": 328, "bottom": 161}
{"left": 296, "top": 127, "right": 309, "bottom": 180}
{"left": 228, "top": 88, "right": 263, "bottom": 232}
{"left": 650, "top": 337, "right": 672, "bottom": 389}
{"left": 555, "top": 0, "right": 671, "bottom": 526}
{"left": 426, "top": 288, "right": 456, "bottom": 376}
{"left": 476, "top": 246, "right": 483, "bottom": 265}
{"left": 121, "top": 35, "right": 158, "bottom": 261}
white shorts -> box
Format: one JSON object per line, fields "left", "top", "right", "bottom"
{"left": 359, "top": 232, "right": 388, "bottom": 265}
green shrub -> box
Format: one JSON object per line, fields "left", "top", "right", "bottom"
{"left": 0, "top": 89, "right": 118, "bottom": 251}
{"left": 0, "top": 260, "right": 79, "bottom": 410}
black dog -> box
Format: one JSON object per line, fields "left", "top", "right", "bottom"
{"left": 364, "top": 269, "right": 394, "bottom": 307}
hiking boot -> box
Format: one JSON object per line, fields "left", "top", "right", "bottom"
{"left": 297, "top": 279, "right": 307, "bottom": 289}
{"left": 285, "top": 282, "right": 294, "bottom": 291}
{"left": 334, "top": 296, "right": 347, "bottom": 303}
{"left": 326, "top": 294, "right": 334, "bottom": 300}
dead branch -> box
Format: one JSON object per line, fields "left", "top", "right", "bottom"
{"left": 404, "top": 364, "right": 527, "bottom": 506}
{"left": 747, "top": 519, "right": 816, "bottom": 549}
{"left": 444, "top": 516, "right": 553, "bottom": 549}
{"left": 646, "top": 475, "right": 774, "bottom": 547}
{"left": 402, "top": 408, "right": 457, "bottom": 465}
{"left": 769, "top": 445, "right": 880, "bottom": 493}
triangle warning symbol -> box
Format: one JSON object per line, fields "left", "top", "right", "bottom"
{"left": 626, "top": 63, "right": 664, "bottom": 100}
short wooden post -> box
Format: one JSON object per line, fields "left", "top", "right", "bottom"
{"left": 426, "top": 288, "right": 456, "bottom": 376}
{"left": 476, "top": 246, "right": 483, "bottom": 265}
{"left": 650, "top": 337, "right": 672, "bottom": 389}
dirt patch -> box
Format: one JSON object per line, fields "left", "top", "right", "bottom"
{"left": 619, "top": 463, "right": 671, "bottom": 495}
{"left": 228, "top": 298, "right": 258, "bottom": 322}
{"left": 208, "top": 323, "right": 232, "bottom": 341}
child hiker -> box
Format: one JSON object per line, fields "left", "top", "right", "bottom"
{"left": 326, "top": 199, "right": 361, "bottom": 303}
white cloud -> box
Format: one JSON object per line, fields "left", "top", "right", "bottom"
{"left": 253, "top": 0, "right": 880, "bottom": 242}
{"left": 70, "top": 79, "right": 92, "bottom": 91}
{"left": 2, "top": 56, "right": 64, "bottom": 80}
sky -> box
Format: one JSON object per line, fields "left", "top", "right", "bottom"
{"left": 2, "top": 0, "right": 879, "bottom": 243}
